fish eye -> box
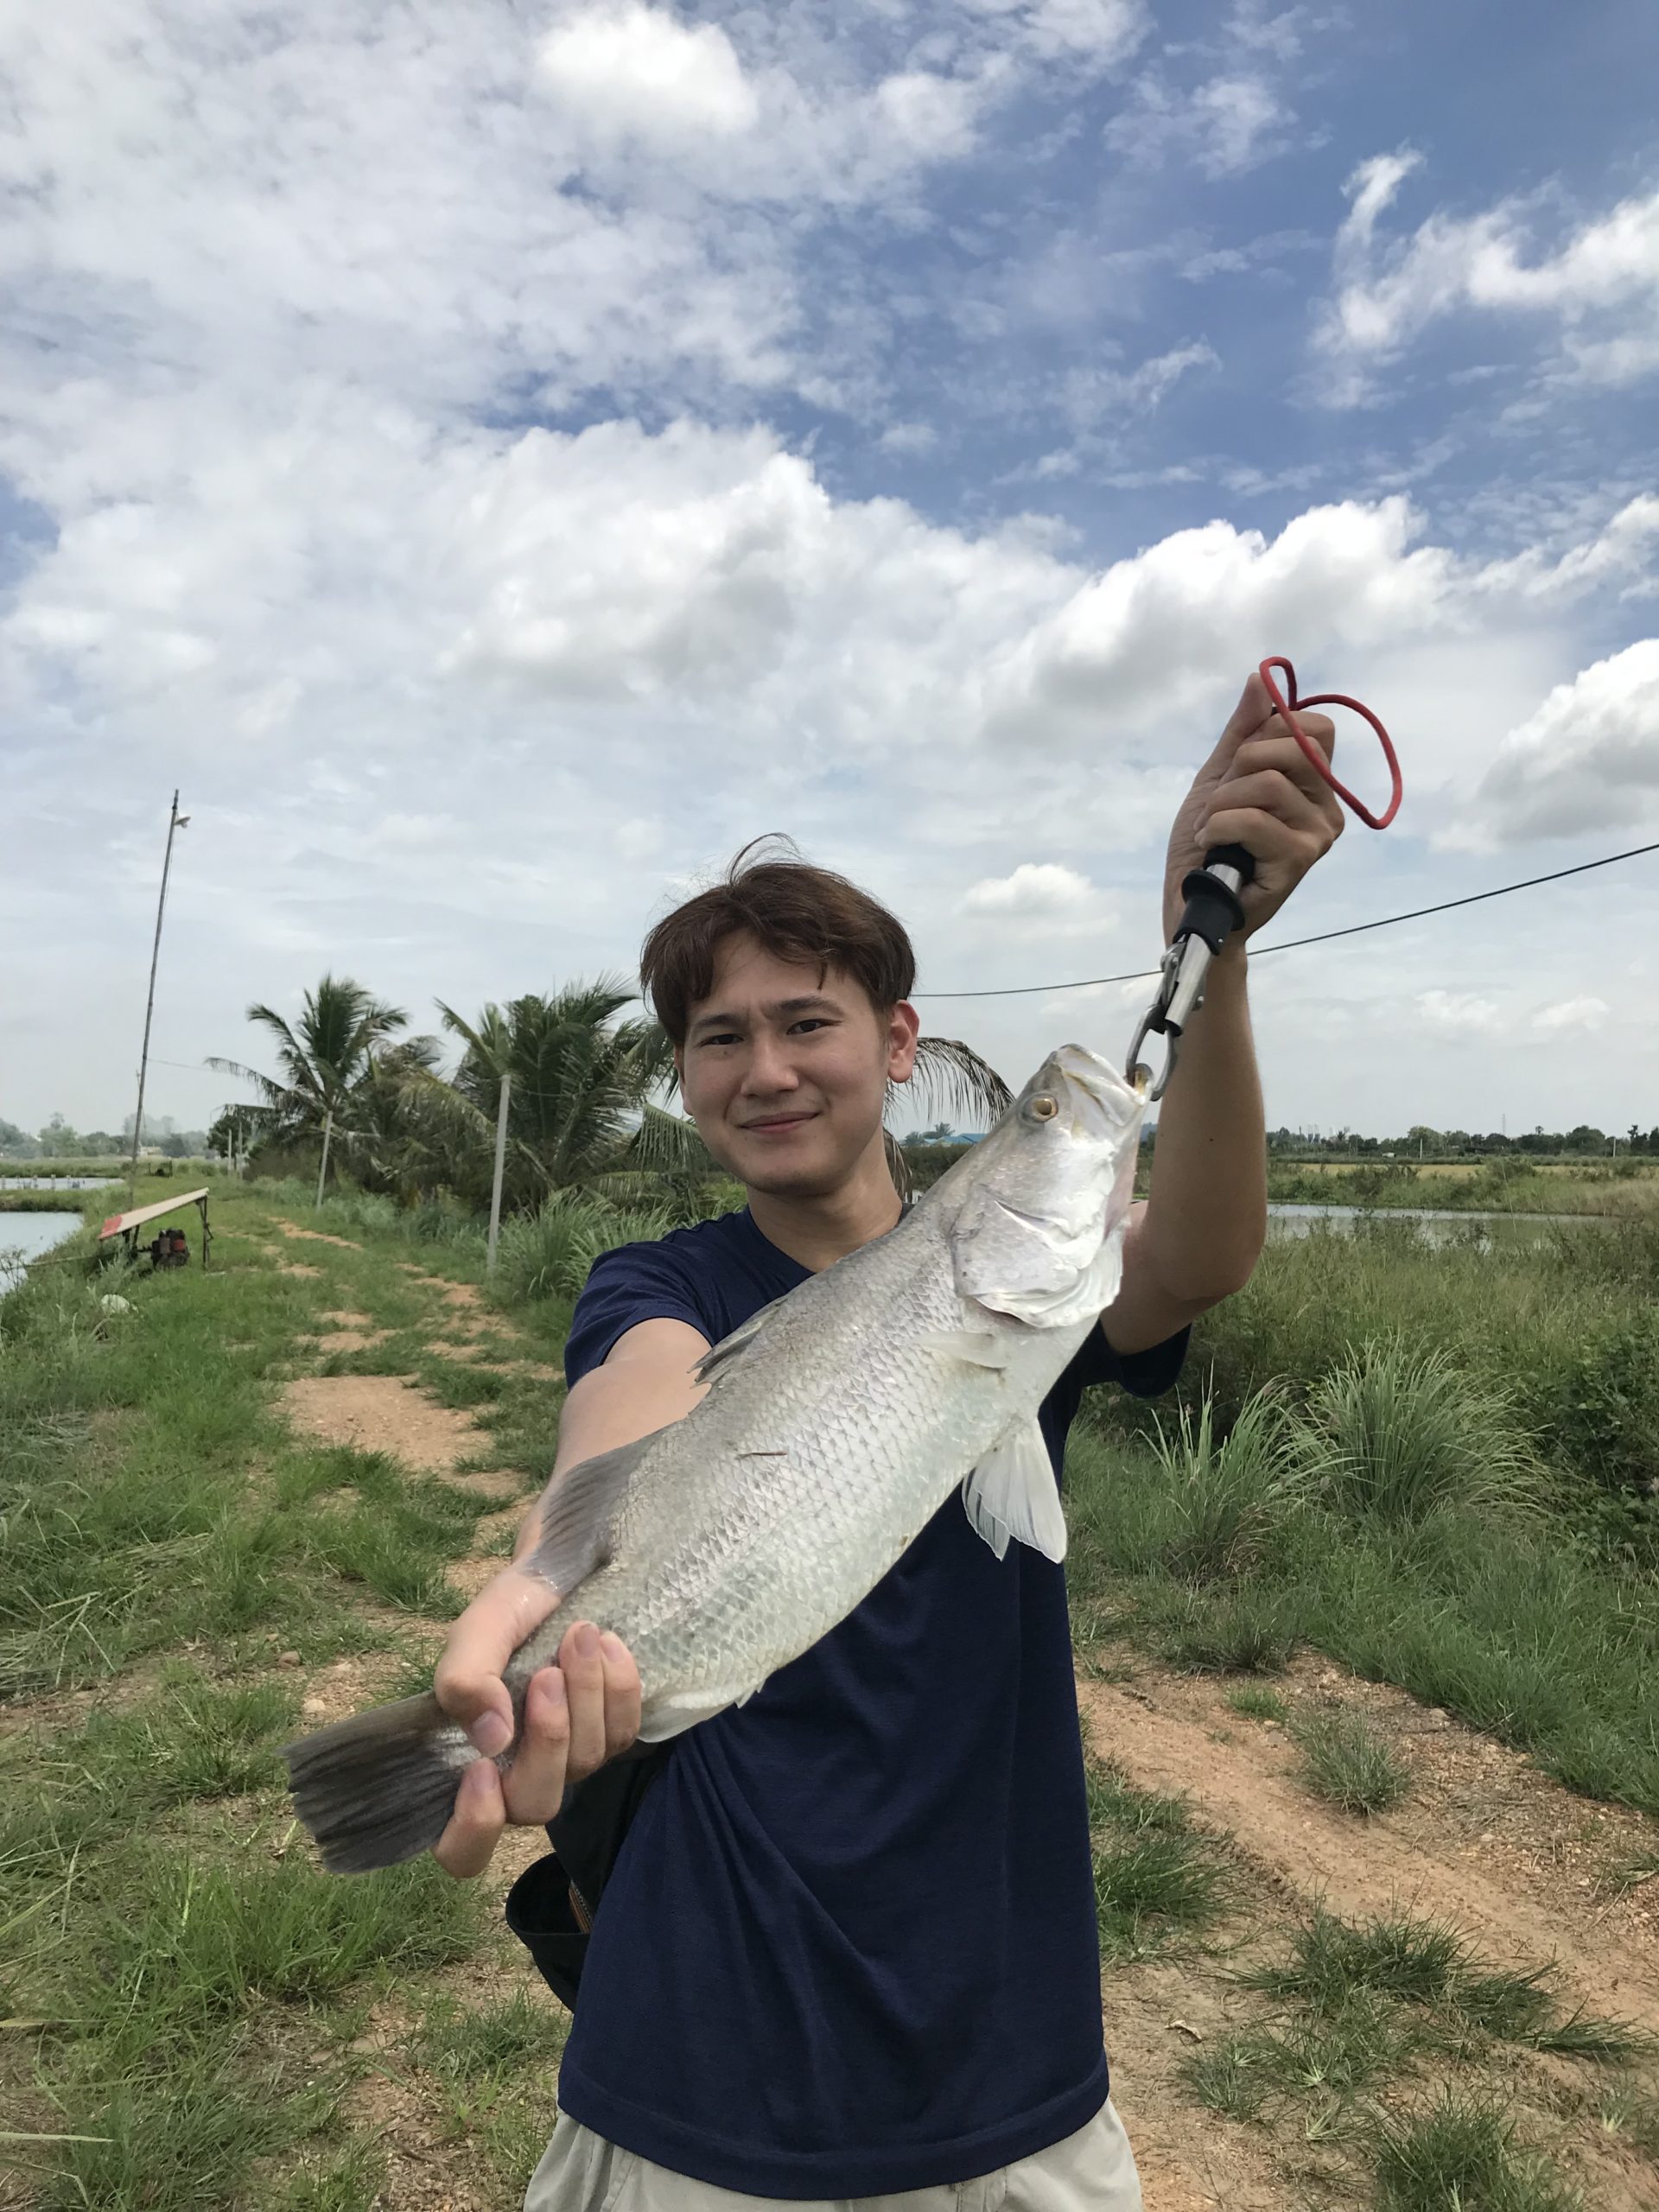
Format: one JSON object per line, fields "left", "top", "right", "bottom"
{"left": 1028, "top": 1094, "right": 1059, "bottom": 1121}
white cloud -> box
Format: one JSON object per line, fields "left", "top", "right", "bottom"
{"left": 535, "top": 5, "right": 760, "bottom": 145}
{"left": 1062, "top": 341, "right": 1218, "bottom": 424}
{"left": 963, "top": 0, "right": 1147, "bottom": 65}
{"left": 963, "top": 861, "right": 1097, "bottom": 914}
{"left": 1104, "top": 69, "right": 1281, "bottom": 180}
{"left": 1319, "top": 154, "right": 1659, "bottom": 391}
{"left": 1466, "top": 640, "right": 1659, "bottom": 842}
{"left": 1416, "top": 990, "right": 1503, "bottom": 1039}
{"left": 1532, "top": 995, "right": 1611, "bottom": 1035}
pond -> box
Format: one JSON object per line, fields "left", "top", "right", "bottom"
{"left": 0, "top": 1211, "right": 86, "bottom": 1274}
{"left": 1266, "top": 1202, "right": 1611, "bottom": 1244}
{"left": 0, "top": 1175, "right": 119, "bottom": 1190}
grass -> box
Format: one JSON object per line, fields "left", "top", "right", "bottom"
{"left": 1186, "top": 1904, "right": 1644, "bottom": 2181}
{"left": 1084, "top": 1755, "right": 1231, "bottom": 1961}
{"left": 1065, "top": 1401, "right": 1659, "bottom": 1815}
{"left": 1226, "top": 1685, "right": 1289, "bottom": 1721}
{"left": 0, "top": 1177, "right": 576, "bottom": 2207}
{"left": 1371, "top": 2094, "right": 1582, "bottom": 2212}
{"left": 1291, "top": 1707, "right": 1412, "bottom": 1815}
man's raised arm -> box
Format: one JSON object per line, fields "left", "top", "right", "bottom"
{"left": 429, "top": 1317, "right": 710, "bottom": 1879}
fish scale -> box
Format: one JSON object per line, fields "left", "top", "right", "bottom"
{"left": 283, "top": 1041, "right": 1143, "bottom": 1872}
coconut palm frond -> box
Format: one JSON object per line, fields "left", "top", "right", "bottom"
{"left": 899, "top": 1037, "right": 1014, "bottom": 1136}
{"left": 626, "top": 1103, "right": 715, "bottom": 1176}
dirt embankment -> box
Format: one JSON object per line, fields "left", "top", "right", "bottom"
{"left": 1081, "top": 1658, "right": 1659, "bottom": 2211}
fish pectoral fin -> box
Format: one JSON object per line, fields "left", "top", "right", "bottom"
{"left": 524, "top": 1427, "right": 669, "bottom": 1599}
{"left": 962, "top": 1418, "right": 1067, "bottom": 1564}
{"left": 692, "top": 1296, "right": 788, "bottom": 1386}
{"left": 917, "top": 1329, "right": 1012, "bottom": 1370}
{"left": 636, "top": 1681, "right": 760, "bottom": 1742}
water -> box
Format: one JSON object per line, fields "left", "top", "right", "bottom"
{"left": 0, "top": 1211, "right": 86, "bottom": 1273}
{"left": 0, "top": 1175, "right": 118, "bottom": 1190}
{"left": 1266, "top": 1202, "right": 1611, "bottom": 1246}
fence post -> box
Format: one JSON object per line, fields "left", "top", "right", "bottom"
{"left": 486, "top": 1073, "right": 512, "bottom": 1276}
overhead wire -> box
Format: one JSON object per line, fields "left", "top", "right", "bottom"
{"left": 912, "top": 837, "right": 1659, "bottom": 1000}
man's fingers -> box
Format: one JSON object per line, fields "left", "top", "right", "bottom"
{"left": 433, "top": 1566, "right": 558, "bottom": 1755}
{"left": 501, "top": 1665, "right": 571, "bottom": 1827}
{"left": 1204, "top": 768, "right": 1338, "bottom": 846}
{"left": 600, "top": 1630, "right": 643, "bottom": 1761}
{"left": 558, "top": 1621, "right": 609, "bottom": 1783}
{"left": 1202, "top": 672, "right": 1276, "bottom": 772}
{"left": 433, "top": 1753, "right": 506, "bottom": 1880}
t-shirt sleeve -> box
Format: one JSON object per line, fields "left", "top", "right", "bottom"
{"left": 563, "top": 1240, "right": 718, "bottom": 1389}
{"left": 1069, "top": 1318, "right": 1191, "bottom": 1399}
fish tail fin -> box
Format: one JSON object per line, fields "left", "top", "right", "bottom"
{"left": 282, "top": 1692, "right": 476, "bottom": 1874}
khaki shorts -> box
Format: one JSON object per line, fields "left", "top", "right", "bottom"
{"left": 524, "top": 2098, "right": 1143, "bottom": 2212}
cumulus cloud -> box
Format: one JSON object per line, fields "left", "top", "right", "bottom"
{"left": 1465, "top": 640, "right": 1659, "bottom": 842}
{"left": 963, "top": 861, "right": 1096, "bottom": 913}
{"left": 535, "top": 4, "right": 761, "bottom": 145}
{"left": 1318, "top": 153, "right": 1659, "bottom": 393}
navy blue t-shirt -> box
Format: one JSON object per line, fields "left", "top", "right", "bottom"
{"left": 554, "top": 1205, "right": 1186, "bottom": 2197}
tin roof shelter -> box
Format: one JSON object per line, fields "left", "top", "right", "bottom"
{"left": 99, "top": 1187, "right": 213, "bottom": 1268}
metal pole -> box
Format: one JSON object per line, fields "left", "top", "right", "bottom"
{"left": 486, "top": 1072, "right": 512, "bottom": 1276}
{"left": 315, "top": 1107, "right": 334, "bottom": 1211}
{"left": 129, "top": 791, "right": 187, "bottom": 1205}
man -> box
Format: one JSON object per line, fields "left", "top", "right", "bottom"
{"left": 433, "top": 673, "right": 1342, "bottom": 2209}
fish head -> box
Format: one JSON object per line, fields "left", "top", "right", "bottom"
{"left": 939, "top": 1045, "right": 1144, "bottom": 1328}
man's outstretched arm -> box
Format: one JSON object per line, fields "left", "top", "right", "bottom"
{"left": 429, "top": 1316, "right": 709, "bottom": 1878}
{"left": 1100, "top": 671, "right": 1342, "bottom": 1356}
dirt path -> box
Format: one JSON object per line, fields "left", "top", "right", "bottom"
{"left": 1081, "top": 1666, "right": 1659, "bottom": 2030}
{"left": 1078, "top": 1656, "right": 1659, "bottom": 2211}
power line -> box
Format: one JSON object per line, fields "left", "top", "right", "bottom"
{"left": 912, "top": 838, "right": 1659, "bottom": 1000}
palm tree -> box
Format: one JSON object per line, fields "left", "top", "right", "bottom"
{"left": 207, "top": 975, "right": 411, "bottom": 1181}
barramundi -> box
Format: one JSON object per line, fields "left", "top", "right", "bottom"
{"left": 283, "top": 1043, "right": 1143, "bottom": 1872}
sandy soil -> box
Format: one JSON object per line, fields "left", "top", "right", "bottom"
{"left": 281, "top": 1375, "right": 484, "bottom": 1471}
{"left": 1080, "top": 1656, "right": 1659, "bottom": 2210}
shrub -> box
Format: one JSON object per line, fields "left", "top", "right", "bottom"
{"left": 1290, "top": 1337, "right": 1548, "bottom": 1526}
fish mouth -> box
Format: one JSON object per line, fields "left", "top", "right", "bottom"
{"left": 1044, "top": 1046, "right": 1141, "bottom": 1135}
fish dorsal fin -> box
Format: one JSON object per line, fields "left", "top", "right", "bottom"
{"left": 692, "top": 1295, "right": 790, "bottom": 1388}
{"left": 525, "top": 1427, "right": 670, "bottom": 1599}
{"left": 961, "top": 1416, "right": 1068, "bottom": 1563}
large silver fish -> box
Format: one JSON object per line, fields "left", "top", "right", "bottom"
{"left": 284, "top": 1044, "right": 1143, "bottom": 1872}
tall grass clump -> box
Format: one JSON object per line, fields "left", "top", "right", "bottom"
{"left": 1292, "top": 1707, "right": 1411, "bottom": 1815}
{"left": 492, "top": 1191, "right": 671, "bottom": 1306}
{"left": 1291, "top": 1337, "right": 1548, "bottom": 1526}
{"left": 1147, "top": 1383, "right": 1293, "bottom": 1580}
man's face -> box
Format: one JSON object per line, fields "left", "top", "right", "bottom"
{"left": 675, "top": 935, "right": 918, "bottom": 1198}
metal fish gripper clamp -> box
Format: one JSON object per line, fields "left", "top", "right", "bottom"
{"left": 1125, "top": 842, "right": 1255, "bottom": 1102}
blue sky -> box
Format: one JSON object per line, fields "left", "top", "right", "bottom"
{"left": 3, "top": 1, "right": 1657, "bottom": 1140}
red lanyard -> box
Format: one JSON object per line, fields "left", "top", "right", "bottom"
{"left": 1258, "top": 656, "right": 1402, "bottom": 830}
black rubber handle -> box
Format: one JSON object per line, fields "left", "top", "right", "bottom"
{"left": 1175, "top": 844, "right": 1257, "bottom": 957}
{"left": 1203, "top": 842, "right": 1256, "bottom": 884}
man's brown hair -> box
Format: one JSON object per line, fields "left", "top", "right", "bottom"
{"left": 640, "top": 836, "right": 917, "bottom": 1046}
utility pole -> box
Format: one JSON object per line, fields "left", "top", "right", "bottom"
{"left": 315, "top": 1108, "right": 334, "bottom": 1211}
{"left": 129, "top": 791, "right": 188, "bottom": 1205}
{"left": 486, "top": 1073, "right": 512, "bottom": 1276}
